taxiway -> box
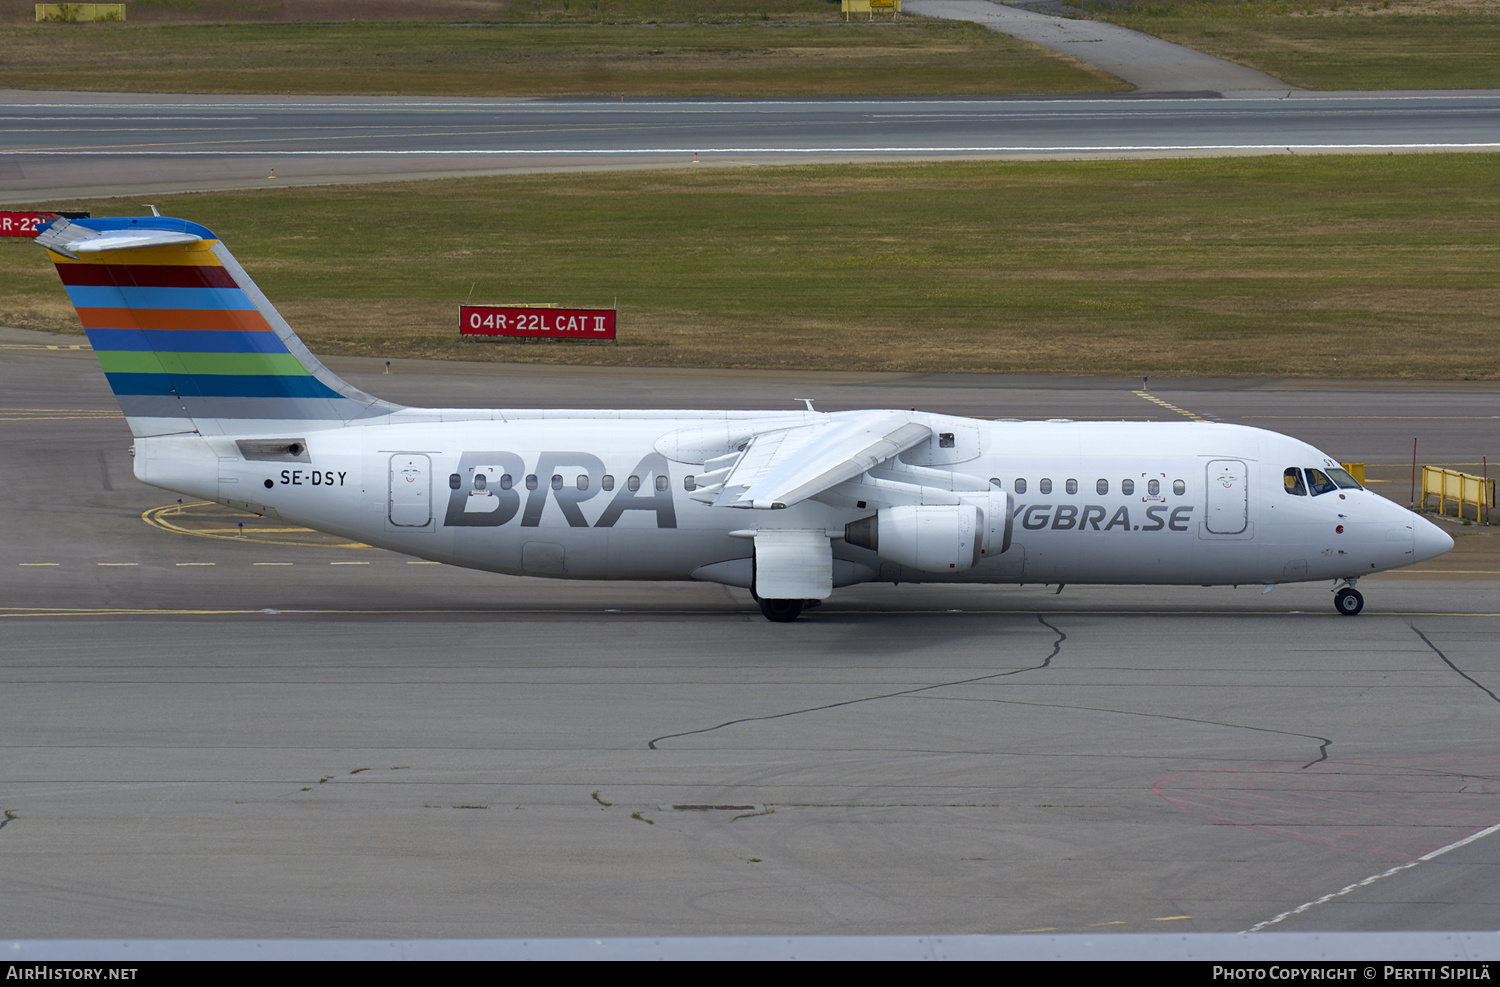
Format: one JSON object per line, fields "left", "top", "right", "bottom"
{"left": 3, "top": 331, "right": 1497, "bottom": 938}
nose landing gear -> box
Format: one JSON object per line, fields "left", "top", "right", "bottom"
{"left": 1334, "top": 579, "right": 1364, "bottom": 616}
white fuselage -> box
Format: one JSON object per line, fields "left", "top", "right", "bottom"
{"left": 131, "top": 409, "right": 1449, "bottom": 591}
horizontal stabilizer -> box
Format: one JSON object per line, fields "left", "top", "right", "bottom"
{"left": 36, "top": 217, "right": 203, "bottom": 259}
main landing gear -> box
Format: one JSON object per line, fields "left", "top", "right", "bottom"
{"left": 750, "top": 586, "right": 818, "bottom": 623}
{"left": 757, "top": 597, "right": 805, "bottom": 623}
{"left": 1334, "top": 579, "right": 1364, "bottom": 616}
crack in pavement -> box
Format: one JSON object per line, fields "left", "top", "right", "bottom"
{"left": 647, "top": 613, "right": 1066, "bottom": 750}
{"left": 1409, "top": 621, "right": 1500, "bottom": 706}
{"left": 939, "top": 694, "right": 1333, "bottom": 767}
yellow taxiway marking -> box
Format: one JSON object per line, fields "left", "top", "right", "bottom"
{"left": 1397, "top": 569, "right": 1500, "bottom": 574}
{"left": 0, "top": 406, "right": 122, "bottom": 421}
{"left": 1, "top": 414, "right": 122, "bottom": 421}
{"left": 1246, "top": 416, "right": 1500, "bottom": 421}
{"left": 1153, "top": 916, "right": 1193, "bottom": 922}
{"left": 1132, "top": 390, "right": 1207, "bottom": 423}
{"left": 178, "top": 526, "right": 334, "bottom": 534}
{"left": 142, "top": 501, "right": 372, "bottom": 549}
{"left": 96, "top": 562, "right": 137, "bottom": 566}
{"left": 18, "top": 562, "right": 59, "bottom": 566}
{"left": 174, "top": 562, "right": 215, "bottom": 566}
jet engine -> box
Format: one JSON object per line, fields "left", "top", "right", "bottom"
{"left": 845, "top": 490, "right": 1010, "bottom": 573}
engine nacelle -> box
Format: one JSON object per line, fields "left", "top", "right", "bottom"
{"left": 844, "top": 489, "right": 1011, "bottom": 573}
{"left": 846, "top": 504, "right": 981, "bottom": 572}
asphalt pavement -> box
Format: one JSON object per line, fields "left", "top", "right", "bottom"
{"left": 3, "top": 333, "right": 1498, "bottom": 939}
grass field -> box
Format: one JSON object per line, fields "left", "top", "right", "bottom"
{"left": 1, "top": 0, "right": 1122, "bottom": 98}
{"left": 1087, "top": 0, "right": 1500, "bottom": 90}
{"left": 5, "top": 0, "right": 856, "bottom": 25}
{"left": 6, "top": 0, "right": 1499, "bottom": 94}
{"left": 7, "top": 155, "right": 1496, "bottom": 380}
{"left": 0, "top": 18, "right": 1121, "bottom": 97}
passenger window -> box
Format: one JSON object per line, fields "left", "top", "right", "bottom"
{"left": 474, "top": 474, "right": 487, "bottom": 491}
{"left": 1173, "top": 479, "right": 1185, "bottom": 496}
{"left": 628, "top": 475, "right": 640, "bottom": 492}
{"left": 684, "top": 475, "right": 695, "bottom": 491}
{"left": 1148, "top": 479, "right": 1160, "bottom": 496}
{"left": 656, "top": 475, "right": 669, "bottom": 492}
{"left": 1306, "top": 468, "right": 1338, "bottom": 496}
{"left": 500, "top": 474, "right": 513, "bottom": 490}
{"left": 1121, "top": 479, "right": 1134, "bottom": 496}
{"left": 1097, "top": 479, "right": 1109, "bottom": 495}
{"left": 551, "top": 474, "right": 563, "bottom": 491}
{"left": 602, "top": 474, "right": 614, "bottom": 491}
{"left": 577, "top": 475, "right": 589, "bottom": 491}
{"left": 449, "top": 473, "right": 461, "bottom": 490}
{"left": 1040, "top": 478, "right": 1052, "bottom": 495}
{"left": 525, "top": 474, "right": 538, "bottom": 491}
{"left": 1015, "top": 478, "right": 1027, "bottom": 495}
{"left": 990, "top": 477, "right": 1002, "bottom": 488}
{"left": 1065, "top": 479, "right": 1078, "bottom": 495}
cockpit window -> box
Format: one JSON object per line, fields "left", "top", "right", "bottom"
{"left": 1284, "top": 468, "right": 1307, "bottom": 496}
{"left": 1327, "top": 468, "right": 1362, "bottom": 490}
{"left": 1305, "top": 468, "right": 1338, "bottom": 496}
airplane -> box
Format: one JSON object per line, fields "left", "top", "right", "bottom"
{"left": 36, "top": 214, "right": 1454, "bottom": 621}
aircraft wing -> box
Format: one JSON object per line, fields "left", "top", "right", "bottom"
{"left": 696, "top": 411, "right": 931, "bottom": 510}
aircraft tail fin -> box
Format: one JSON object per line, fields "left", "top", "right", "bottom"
{"left": 37, "top": 216, "right": 398, "bottom": 438}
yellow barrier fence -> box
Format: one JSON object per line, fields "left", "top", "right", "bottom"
{"left": 36, "top": 4, "right": 124, "bottom": 21}
{"left": 1422, "top": 466, "right": 1494, "bottom": 523}
{"left": 842, "top": 0, "right": 901, "bottom": 18}
{"left": 1341, "top": 462, "right": 1365, "bottom": 486}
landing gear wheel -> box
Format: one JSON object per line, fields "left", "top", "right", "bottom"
{"left": 757, "top": 597, "right": 805, "bottom": 623}
{"left": 1334, "top": 587, "right": 1364, "bottom": 616}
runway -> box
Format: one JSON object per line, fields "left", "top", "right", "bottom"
{"left": 3, "top": 329, "right": 1499, "bottom": 939}
{"left": 3, "top": 90, "right": 1499, "bottom": 201}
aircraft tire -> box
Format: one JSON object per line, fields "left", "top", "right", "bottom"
{"left": 758, "top": 598, "right": 805, "bottom": 623}
{"left": 1335, "top": 587, "right": 1364, "bottom": 616}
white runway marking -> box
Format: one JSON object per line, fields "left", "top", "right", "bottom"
{"left": 1246, "top": 821, "right": 1500, "bottom": 933}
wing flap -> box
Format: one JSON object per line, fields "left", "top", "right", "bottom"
{"left": 712, "top": 413, "right": 931, "bottom": 510}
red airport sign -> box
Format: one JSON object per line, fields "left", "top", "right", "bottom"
{"left": 1, "top": 211, "right": 90, "bottom": 237}
{"left": 1, "top": 212, "right": 57, "bottom": 237}
{"left": 460, "top": 305, "right": 616, "bottom": 340}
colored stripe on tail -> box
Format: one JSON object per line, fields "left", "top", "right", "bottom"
{"left": 38, "top": 216, "right": 397, "bottom": 438}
